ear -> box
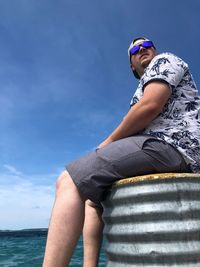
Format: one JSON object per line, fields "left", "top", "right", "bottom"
{"left": 130, "top": 63, "right": 135, "bottom": 71}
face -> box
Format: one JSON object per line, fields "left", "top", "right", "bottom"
{"left": 130, "top": 40, "right": 157, "bottom": 77}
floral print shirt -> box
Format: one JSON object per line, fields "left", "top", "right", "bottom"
{"left": 130, "top": 52, "right": 200, "bottom": 173}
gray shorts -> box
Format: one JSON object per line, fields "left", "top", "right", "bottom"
{"left": 66, "top": 135, "right": 189, "bottom": 204}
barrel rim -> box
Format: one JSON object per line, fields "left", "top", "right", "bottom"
{"left": 114, "top": 173, "right": 200, "bottom": 186}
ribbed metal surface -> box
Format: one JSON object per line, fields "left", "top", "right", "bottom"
{"left": 102, "top": 173, "right": 200, "bottom": 266}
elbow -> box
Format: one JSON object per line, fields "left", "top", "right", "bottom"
{"left": 147, "top": 102, "right": 164, "bottom": 117}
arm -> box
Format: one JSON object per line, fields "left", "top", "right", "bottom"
{"left": 98, "top": 81, "right": 171, "bottom": 149}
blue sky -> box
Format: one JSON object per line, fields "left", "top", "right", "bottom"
{"left": 0, "top": 0, "right": 200, "bottom": 230}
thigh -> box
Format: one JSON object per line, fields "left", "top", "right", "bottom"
{"left": 91, "top": 135, "right": 189, "bottom": 188}
{"left": 142, "top": 139, "right": 189, "bottom": 173}
{"left": 95, "top": 135, "right": 157, "bottom": 177}
{"left": 66, "top": 135, "right": 188, "bottom": 203}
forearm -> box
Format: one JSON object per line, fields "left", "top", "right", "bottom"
{"left": 98, "top": 81, "right": 171, "bottom": 148}
{"left": 107, "top": 101, "right": 161, "bottom": 142}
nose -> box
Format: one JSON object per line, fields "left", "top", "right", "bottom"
{"left": 139, "top": 46, "right": 146, "bottom": 53}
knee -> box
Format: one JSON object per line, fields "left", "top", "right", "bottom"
{"left": 56, "top": 170, "right": 74, "bottom": 196}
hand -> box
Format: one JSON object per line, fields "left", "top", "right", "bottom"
{"left": 97, "top": 138, "right": 112, "bottom": 150}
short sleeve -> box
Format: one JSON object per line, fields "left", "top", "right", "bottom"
{"left": 142, "top": 53, "right": 187, "bottom": 88}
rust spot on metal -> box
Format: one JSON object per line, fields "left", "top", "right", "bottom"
{"left": 114, "top": 173, "right": 200, "bottom": 186}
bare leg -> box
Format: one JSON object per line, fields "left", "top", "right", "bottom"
{"left": 83, "top": 200, "right": 104, "bottom": 267}
{"left": 43, "top": 170, "right": 86, "bottom": 267}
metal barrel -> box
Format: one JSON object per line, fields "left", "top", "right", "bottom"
{"left": 102, "top": 173, "right": 200, "bottom": 267}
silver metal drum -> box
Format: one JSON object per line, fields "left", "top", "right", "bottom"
{"left": 102, "top": 173, "right": 200, "bottom": 267}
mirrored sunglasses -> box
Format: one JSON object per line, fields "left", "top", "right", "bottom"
{"left": 129, "top": 41, "right": 154, "bottom": 56}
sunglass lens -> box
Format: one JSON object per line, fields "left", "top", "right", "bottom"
{"left": 142, "top": 41, "right": 153, "bottom": 48}
{"left": 130, "top": 45, "right": 139, "bottom": 55}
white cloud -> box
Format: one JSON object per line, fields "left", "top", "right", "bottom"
{"left": 4, "top": 164, "right": 22, "bottom": 176}
{"left": 0, "top": 165, "right": 56, "bottom": 230}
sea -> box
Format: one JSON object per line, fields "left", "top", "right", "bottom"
{"left": 0, "top": 229, "right": 106, "bottom": 267}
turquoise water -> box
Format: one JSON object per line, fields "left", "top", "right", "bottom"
{"left": 0, "top": 230, "right": 106, "bottom": 267}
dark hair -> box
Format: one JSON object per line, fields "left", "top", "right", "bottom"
{"left": 131, "top": 37, "right": 146, "bottom": 48}
{"left": 132, "top": 69, "right": 140, "bottom": 79}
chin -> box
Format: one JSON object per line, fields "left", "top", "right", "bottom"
{"left": 141, "top": 59, "right": 151, "bottom": 68}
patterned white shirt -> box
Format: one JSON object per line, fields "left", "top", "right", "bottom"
{"left": 130, "top": 52, "right": 200, "bottom": 173}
